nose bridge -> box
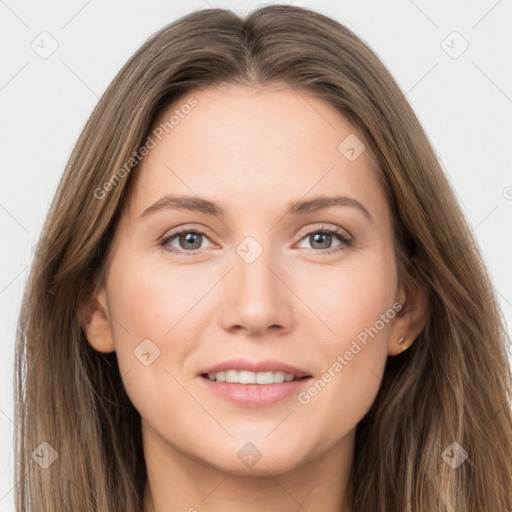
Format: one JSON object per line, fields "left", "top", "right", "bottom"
{"left": 234, "top": 234, "right": 281, "bottom": 306}
{"left": 220, "top": 232, "right": 292, "bottom": 333}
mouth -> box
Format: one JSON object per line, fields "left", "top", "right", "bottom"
{"left": 200, "top": 370, "right": 310, "bottom": 384}
{"left": 197, "top": 359, "right": 313, "bottom": 407}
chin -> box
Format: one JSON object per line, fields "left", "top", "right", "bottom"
{"left": 198, "top": 437, "right": 309, "bottom": 475}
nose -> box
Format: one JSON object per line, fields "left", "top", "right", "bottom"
{"left": 219, "top": 243, "right": 294, "bottom": 336}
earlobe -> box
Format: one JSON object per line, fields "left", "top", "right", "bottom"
{"left": 78, "top": 287, "right": 115, "bottom": 354}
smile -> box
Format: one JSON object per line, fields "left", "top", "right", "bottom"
{"left": 202, "top": 370, "right": 306, "bottom": 384}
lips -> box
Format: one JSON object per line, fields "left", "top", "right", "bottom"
{"left": 197, "top": 358, "right": 313, "bottom": 407}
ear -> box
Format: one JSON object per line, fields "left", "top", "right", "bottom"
{"left": 387, "top": 271, "right": 430, "bottom": 356}
{"left": 77, "top": 286, "right": 115, "bottom": 354}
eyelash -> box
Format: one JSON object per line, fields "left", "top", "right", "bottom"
{"left": 159, "top": 225, "right": 353, "bottom": 257}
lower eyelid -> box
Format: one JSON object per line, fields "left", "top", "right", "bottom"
{"left": 297, "top": 235, "right": 350, "bottom": 253}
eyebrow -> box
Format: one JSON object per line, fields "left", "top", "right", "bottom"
{"left": 140, "top": 194, "right": 373, "bottom": 222}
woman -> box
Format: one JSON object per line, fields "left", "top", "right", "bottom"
{"left": 15, "top": 4, "right": 512, "bottom": 511}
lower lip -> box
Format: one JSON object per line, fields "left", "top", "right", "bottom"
{"left": 198, "top": 375, "right": 312, "bottom": 407}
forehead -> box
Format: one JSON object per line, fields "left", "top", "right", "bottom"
{"left": 125, "top": 83, "right": 387, "bottom": 222}
{"left": 151, "top": 83, "right": 370, "bottom": 163}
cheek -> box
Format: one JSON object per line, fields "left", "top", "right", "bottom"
{"left": 108, "top": 254, "right": 207, "bottom": 344}
{"left": 295, "top": 248, "right": 397, "bottom": 344}
{"left": 293, "top": 251, "right": 397, "bottom": 431}
{"left": 104, "top": 256, "right": 200, "bottom": 406}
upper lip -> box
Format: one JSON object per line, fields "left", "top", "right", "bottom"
{"left": 198, "top": 358, "right": 311, "bottom": 378}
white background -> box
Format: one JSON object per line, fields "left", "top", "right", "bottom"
{"left": 1, "top": 0, "right": 511, "bottom": 508}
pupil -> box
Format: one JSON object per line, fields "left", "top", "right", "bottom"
{"left": 181, "top": 232, "right": 201, "bottom": 249}
{"left": 312, "top": 233, "right": 331, "bottom": 249}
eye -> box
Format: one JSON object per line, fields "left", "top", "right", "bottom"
{"left": 296, "top": 225, "right": 352, "bottom": 255}
{"left": 160, "top": 224, "right": 353, "bottom": 256}
{"left": 160, "top": 227, "right": 213, "bottom": 255}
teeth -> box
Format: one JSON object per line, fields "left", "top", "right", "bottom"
{"left": 239, "top": 370, "right": 256, "bottom": 384}
{"left": 205, "top": 370, "right": 298, "bottom": 384}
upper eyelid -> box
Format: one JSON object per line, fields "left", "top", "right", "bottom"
{"left": 162, "top": 223, "right": 349, "bottom": 237}
{"left": 161, "top": 224, "right": 216, "bottom": 243}
{"left": 299, "top": 224, "right": 352, "bottom": 239}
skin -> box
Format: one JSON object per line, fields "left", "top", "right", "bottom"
{"left": 81, "top": 83, "right": 429, "bottom": 512}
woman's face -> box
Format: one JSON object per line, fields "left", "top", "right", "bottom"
{"left": 86, "top": 83, "right": 413, "bottom": 475}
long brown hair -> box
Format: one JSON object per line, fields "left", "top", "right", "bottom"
{"left": 15, "top": 5, "right": 512, "bottom": 511}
